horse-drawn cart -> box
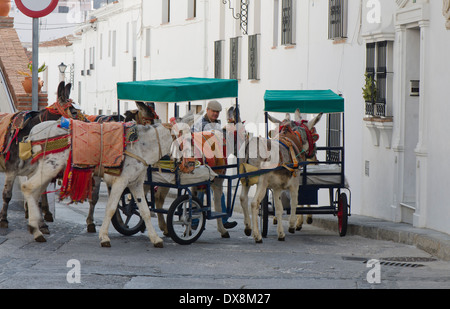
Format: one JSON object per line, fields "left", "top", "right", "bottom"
{"left": 260, "top": 90, "right": 351, "bottom": 237}
{"left": 111, "top": 77, "right": 242, "bottom": 244}
{"left": 110, "top": 78, "right": 350, "bottom": 245}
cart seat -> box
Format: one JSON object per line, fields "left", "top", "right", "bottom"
{"left": 301, "top": 164, "right": 348, "bottom": 187}
{"left": 150, "top": 165, "right": 217, "bottom": 185}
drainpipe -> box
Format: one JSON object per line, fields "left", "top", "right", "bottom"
{"left": 203, "top": 0, "right": 209, "bottom": 78}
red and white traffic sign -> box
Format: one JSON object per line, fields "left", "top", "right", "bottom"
{"left": 15, "top": 0, "right": 60, "bottom": 18}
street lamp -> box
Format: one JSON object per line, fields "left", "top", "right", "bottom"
{"left": 58, "top": 62, "right": 67, "bottom": 82}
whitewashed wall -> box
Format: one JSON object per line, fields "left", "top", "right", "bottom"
{"left": 38, "top": 0, "right": 450, "bottom": 235}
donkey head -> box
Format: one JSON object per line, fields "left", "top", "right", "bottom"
{"left": 226, "top": 106, "right": 242, "bottom": 124}
{"left": 125, "top": 102, "right": 160, "bottom": 125}
{"left": 274, "top": 109, "right": 322, "bottom": 159}
{"left": 56, "top": 81, "right": 83, "bottom": 119}
{"left": 290, "top": 112, "right": 323, "bottom": 159}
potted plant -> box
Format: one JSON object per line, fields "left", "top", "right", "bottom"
{"left": 18, "top": 62, "right": 47, "bottom": 94}
{"left": 362, "top": 72, "right": 377, "bottom": 116}
{"left": 0, "top": 0, "right": 11, "bottom": 17}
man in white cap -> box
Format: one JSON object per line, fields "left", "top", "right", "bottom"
{"left": 192, "top": 100, "right": 238, "bottom": 229}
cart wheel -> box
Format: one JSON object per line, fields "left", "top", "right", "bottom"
{"left": 167, "top": 195, "right": 206, "bottom": 245}
{"left": 111, "top": 188, "right": 146, "bottom": 236}
{"left": 337, "top": 193, "right": 348, "bottom": 237}
{"left": 260, "top": 192, "right": 269, "bottom": 238}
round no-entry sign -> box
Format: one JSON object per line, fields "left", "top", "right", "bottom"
{"left": 15, "top": 0, "right": 60, "bottom": 18}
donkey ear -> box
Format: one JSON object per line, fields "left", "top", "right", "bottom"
{"left": 295, "top": 109, "right": 302, "bottom": 122}
{"left": 135, "top": 101, "right": 147, "bottom": 111}
{"left": 307, "top": 113, "right": 323, "bottom": 130}
{"left": 57, "top": 81, "right": 66, "bottom": 101}
{"left": 267, "top": 113, "right": 282, "bottom": 124}
{"left": 64, "top": 83, "right": 72, "bottom": 100}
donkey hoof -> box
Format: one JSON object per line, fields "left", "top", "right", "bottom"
{"left": 40, "top": 227, "right": 50, "bottom": 235}
{"left": 0, "top": 220, "right": 8, "bottom": 229}
{"left": 221, "top": 232, "right": 230, "bottom": 239}
{"left": 307, "top": 217, "right": 313, "bottom": 224}
{"left": 35, "top": 235, "right": 46, "bottom": 243}
{"left": 87, "top": 224, "right": 96, "bottom": 233}
{"left": 278, "top": 236, "right": 285, "bottom": 241}
{"left": 255, "top": 238, "right": 263, "bottom": 244}
{"left": 101, "top": 241, "right": 111, "bottom": 248}
{"left": 154, "top": 242, "right": 164, "bottom": 248}
{"left": 288, "top": 227, "right": 295, "bottom": 234}
{"left": 296, "top": 226, "right": 303, "bottom": 231}
{"left": 244, "top": 228, "right": 252, "bottom": 236}
{"left": 44, "top": 214, "right": 54, "bottom": 222}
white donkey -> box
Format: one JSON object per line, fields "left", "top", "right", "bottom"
{"left": 21, "top": 118, "right": 189, "bottom": 248}
{"left": 239, "top": 110, "right": 322, "bottom": 243}
{"left": 153, "top": 106, "right": 245, "bottom": 239}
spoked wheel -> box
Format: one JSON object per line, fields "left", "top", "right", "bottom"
{"left": 337, "top": 193, "right": 348, "bottom": 237}
{"left": 167, "top": 195, "right": 206, "bottom": 245}
{"left": 111, "top": 188, "right": 146, "bottom": 236}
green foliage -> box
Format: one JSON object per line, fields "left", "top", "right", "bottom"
{"left": 362, "top": 73, "right": 377, "bottom": 103}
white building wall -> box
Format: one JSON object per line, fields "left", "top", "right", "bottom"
{"left": 74, "top": 0, "right": 141, "bottom": 116}
{"left": 37, "top": 0, "right": 450, "bottom": 235}
{"left": 211, "top": 0, "right": 366, "bottom": 214}
{"left": 422, "top": 1, "right": 450, "bottom": 234}
{"left": 39, "top": 45, "right": 74, "bottom": 105}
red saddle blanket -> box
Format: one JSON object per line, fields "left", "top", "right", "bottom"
{"left": 71, "top": 120, "right": 124, "bottom": 167}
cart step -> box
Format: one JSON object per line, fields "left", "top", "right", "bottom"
{"left": 294, "top": 206, "right": 336, "bottom": 215}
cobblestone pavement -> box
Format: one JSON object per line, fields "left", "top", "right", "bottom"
{"left": 1, "top": 192, "right": 450, "bottom": 290}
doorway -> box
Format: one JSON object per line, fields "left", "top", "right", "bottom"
{"left": 400, "top": 27, "right": 420, "bottom": 224}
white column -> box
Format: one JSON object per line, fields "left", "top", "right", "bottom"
{"left": 390, "top": 24, "right": 406, "bottom": 222}
{"left": 413, "top": 20, "right": 430, "bottom": 228}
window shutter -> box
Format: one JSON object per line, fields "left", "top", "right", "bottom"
{"left": 328, "top": 0, "right": 347, "bottom": 40}
{"left": 281, "top": 0, "right": 292, "bottom": 45}
{"left": 230, "top": 37, "right": 240, "bottom": 80}
{"left": 214, "top": 40, "right": 223, "bottom": 79}
{"left": 366, "top": 43, "right": 376, "bottom": 74}
{"left": 248, "top": 34, "right": 259, "bottom": 80}
{"left": 327, "top": 113, "right": 341, "bottom": 162}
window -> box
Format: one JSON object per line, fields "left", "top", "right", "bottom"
{"left": 162, "top": 0, "right": 170, "bottom": 24}
{"left": 99, "top": 34, "right": 103, "bottom": 60}
{"left": 145, "top": 28, "right": 151, "bottom": 57}
{"left": 78, "top": 81, "right": 82, "bottom": 105}
{"left": 327, "top": 113, "right": 342, "bottom": 162}
{"left": 328, "top": 0, "right": 348, "bottom": 40}
{"left": 281, "top": 0, "right": 295, "bottom": 45}
{"left": 365, "top": 41, "right": 393, "bottom": 116}
{"left": 108, "top": 30, "right": 111, "bottom": 57}
{"left": 188, "top": 0, "right": 197, "bottom": 19}
{"left": 89, "top": 47, "right": 95, "bottom": 70}
{"left": 214, "top": 40, "right": 224, "bottom": 79}
{"left": 273, "top": 0, "right": 279, "bottom": 46}
{"left": 230, "top": 37, "right": 240, "bottom": 80}
{"left": 125, "top": 22, "right": 129, "bottom": 53}
{"left": 365, "top": 43, "right": 375, "bottom": 74}
{"left": 112, "top": 30, "right": 117, "bottom": 67}
{"left": 58, "top": 6, "right": 69, "bottom": 13}
{"left": 248, "top": 34, "right": 260, "bottom": 80}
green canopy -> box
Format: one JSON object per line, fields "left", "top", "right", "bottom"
{"left": 117, "top": 77, "right": 238, "bottom": 103}
{"left": 264, "top": 90, "right": 344, "bottom": 114}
